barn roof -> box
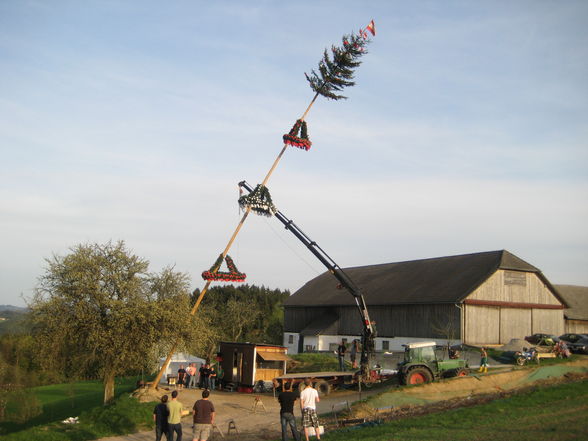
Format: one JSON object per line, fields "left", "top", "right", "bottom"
{"left": 284, "top": 250, "right": 556, "bottom": 307}
{"left": 554, "top": 285, "right": 588, "bottom": 321}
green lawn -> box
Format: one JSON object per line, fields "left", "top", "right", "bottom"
{"left": 312, "top": 379, "right": 588, "bottom": 441}
{"left": 0, "top": 377, "right": 156, "bottom": 441}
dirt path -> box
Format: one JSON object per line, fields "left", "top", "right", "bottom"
{"left": 101, "top": 386, "right": 377, "bottom": 441}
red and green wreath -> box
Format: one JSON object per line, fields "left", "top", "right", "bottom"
{"left": 283, "top": 119, "right": 312, "bottom": 151}
{"left": 202, "top": 254, "right": 246, "bottom": 282}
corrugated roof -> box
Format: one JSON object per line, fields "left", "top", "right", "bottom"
{"left": 284, "top": 250, "right": 551, "bottom": 307}
{"left": 555, "top": 285, "right": 588, "bottom": 321}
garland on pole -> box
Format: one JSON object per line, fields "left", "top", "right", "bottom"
{"left": 238, "top": 184, "right": 276, "bottom": 217}
{"left": 283, "top": 119, "right": 312, "bottom": 151}
{"left": 201, "top": 254, "right": 246, "bottom": 282}
{"left": 305, "top": 20, "right": 375, "bottom": 100}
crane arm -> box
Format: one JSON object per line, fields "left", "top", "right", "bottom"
{"left": 239, "top": 181, "right": 375, "bottom": 378}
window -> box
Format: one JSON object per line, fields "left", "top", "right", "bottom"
{"left": 382, "top": 340, "right": 389, "bottom": 351}
{"left": 288, "top": 334, "right": 294, "bottom": 344}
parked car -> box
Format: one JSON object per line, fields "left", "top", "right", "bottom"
{"left": 565, "top": 337, "right": 588, "bottom": 354}
{"left": 524, "top": 333, "right": 559, "bottom": 346}
{"left": 559, "top": 333, "right": 588, "bottom": 344}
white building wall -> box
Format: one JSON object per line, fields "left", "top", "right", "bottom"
{"left": 283, "top": 333, "right": 300, "bottom": 354}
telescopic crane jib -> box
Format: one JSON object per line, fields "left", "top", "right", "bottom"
{"left": 239, "top": 180, "right": 377, "bottom": 382}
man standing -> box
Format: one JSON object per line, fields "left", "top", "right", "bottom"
{"left": 337, "top": 341, "right": 346, "bottom": 371}
{"left": 300, "top": 378, "right": 321, "bottom": 441}
{"left": 167, "top": 390, "right": 183, "bottom": 441}
{"left": 188, "top": 363, "right": 198, "bottom": 389}
{"left": 278, "top": 385, "right": 301, "bottom": 441}
{"left": 192, "top": 389, "right": 215, "bottom": 441}
{"left": 153, "top": 394, "right": 169, "bottom": 441}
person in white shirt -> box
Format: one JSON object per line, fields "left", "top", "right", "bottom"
{"left": 299, "top": 378, "right": 321, "bottom": 441}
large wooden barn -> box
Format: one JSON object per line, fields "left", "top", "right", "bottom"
{"left": 283, "top": 250, "right": 567, "bottom": 353}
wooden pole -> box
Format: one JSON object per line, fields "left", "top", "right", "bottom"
{"left": 150, "top": 92, "right": 322, "bottom": 389}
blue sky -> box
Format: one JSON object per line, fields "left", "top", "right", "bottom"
{"left": 1, "top": 1, "right": 587, "bottom": 307}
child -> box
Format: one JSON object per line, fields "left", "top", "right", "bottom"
{"left": 478, "top": 347, "right": 488, "bottom": 373}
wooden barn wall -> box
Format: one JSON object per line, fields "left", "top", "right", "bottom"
{"left": 532, "top": 309, "right": 564, "bottom": 335}
{"left": 284, "top": 307, "right": 330, "bottom": 332}
{"left": 464, "top": 305, "right": 500, "bottom": 344}
{"left": 337, "top": 304, "right": 460, "bottom": 338}
{"left": 565, "top": 320, "right": 588, "bottom": 334}
{"left": 468, "top": 270, "right": 560, "bottom": 305}
{"left": 500, "top": 308, "right": 532, "bottom": 344}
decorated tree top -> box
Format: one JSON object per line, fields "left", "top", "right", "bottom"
{"left": 305, "top": 21, "right": 375, "bottom": 100}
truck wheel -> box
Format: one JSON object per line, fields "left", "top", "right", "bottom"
{"left": 406, "top": 367, "right": 433, "bottom": 385}
{"left": 315, "top": 380, "right": 331, "bottom": 396}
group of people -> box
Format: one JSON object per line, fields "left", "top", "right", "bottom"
{"left": 278, "top": 378, "right": 322, "bottom": 441}
{"left": 153, "top": 389, "right": 216, "bottom": 441}
{"left": 176, "top": 362, "right": 222, "bottom": 391}
{"left": 336, "top": 339, "right": 361, "bottom": 371}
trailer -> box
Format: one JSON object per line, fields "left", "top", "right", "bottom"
{"left": 275, "top": 371, "right": 356, "bottom": 396}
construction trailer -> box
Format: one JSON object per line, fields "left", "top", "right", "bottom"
{"left": 219, "top": 342, "right": 290, "bottom": 388}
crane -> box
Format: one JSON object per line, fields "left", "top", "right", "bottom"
{"left": 238, "top": 181, "right": 376, "bottom": 382}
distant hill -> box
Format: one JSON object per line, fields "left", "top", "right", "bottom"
{"left": 0, "top": 305, "right": 28, "bottom": 312}
{"left": 0, "top": 306, "right": 30, "bottom": 334}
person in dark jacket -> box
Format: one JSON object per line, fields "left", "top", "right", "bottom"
{"left": 153, "top": 394, "right": 170, "bottom": 441}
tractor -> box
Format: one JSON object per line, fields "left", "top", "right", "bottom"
{"left": 398, "top": 341, "right": 469, "bottom": 385}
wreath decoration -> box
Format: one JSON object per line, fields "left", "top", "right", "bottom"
{"left": 283, "top": 119, "right": 312, "bottom": 151}
{"left": 202, "top": 254, "right": 246, "bottom": 282}
{"left": 238, "top": 184, "right": 276, "bottom": 217}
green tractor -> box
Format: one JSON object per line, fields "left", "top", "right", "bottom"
{"left": 398, "top": 341, "right": 469, "bottom": 385}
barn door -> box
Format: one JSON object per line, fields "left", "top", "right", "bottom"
{"left": 500, "top": 308, "right": 531, "bottom": 344}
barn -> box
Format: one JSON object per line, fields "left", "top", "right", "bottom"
{"left": 555, "top": 285, "right": 588, "bottom": 334}
{"left": 283, "top": 250, "right": 566, "bottom": 353}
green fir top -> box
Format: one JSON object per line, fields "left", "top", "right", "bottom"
{"left": 305, "top": 31, "right": 371, "bottom": 100}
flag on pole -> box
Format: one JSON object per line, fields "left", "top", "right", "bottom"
{"left": 366, "top": 19, "right": 376, "bottom": 36}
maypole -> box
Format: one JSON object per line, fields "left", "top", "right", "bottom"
{"left": 151, "top": 20, "right": 376, "bottom": 389}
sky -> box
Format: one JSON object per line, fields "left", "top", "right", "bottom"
{"left": 1, "top": 1, "right": 587, "bottom": 307}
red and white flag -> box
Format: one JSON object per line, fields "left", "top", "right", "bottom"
{"left": 366, "top": 19, "right": 376, "bottom": 36}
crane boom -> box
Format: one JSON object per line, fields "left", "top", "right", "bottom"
{"left": 239, "top": 181, "right": 376, "bottom": 379}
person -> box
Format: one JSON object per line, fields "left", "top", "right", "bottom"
{"left": 278, "top": 384, "right": 301, "bottom": 441}
{"left": 192, "top": 389, "right": 215, "bottom": 441}
{"left": 350, "top": 340, "right": 359, "bottom": 369}
{"left": 167, "top": 390, "right": 183, "bottom": 441}
{"left": 198, "top": 363, "right": 208, "bottom": 389}
{"left": 209, "top": 364, "right": 217, "bottom": 391}
{"left": 216, "top": 361, "right": 224, "bottom": 391}
{"left": 153, "top": 394, "right": 170, "bottom": 441}
{"left": 177, "top": 364, "right": 187, "bottom": 390}
{"left": 337, "top": 341, "right": 346, "bottom": 371}
{"left": 201, "top": 363, "right": 211, "bottom": 390}
{"left": 188, "top": 363, "right": 198, "bottom": 389}
{"left": 300, "top": 378, "right": 321, "bottom": 441}
{"left": 478, "top": 347, "right": 488, "bottom": 373}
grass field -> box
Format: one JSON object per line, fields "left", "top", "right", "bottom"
{"left": 0, "top": 377, "right": 155, "bottom": 441}
{"left": 313, "top": 379, "right": 588, "bottom": 441}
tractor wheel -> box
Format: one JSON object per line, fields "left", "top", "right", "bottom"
{"left": 455, "top": 368, "right": 469, "bottom": 377}
{"left": 315, "top": 380, "right": 331, "bottom": 396}
{"left": 405, "top": 367, "right": 433, "bottom": 385}
{"left": 516, "top": 357, "right": 526, "bottom": 366}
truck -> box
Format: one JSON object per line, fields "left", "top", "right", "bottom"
{"left": 398, "top": 341, "right": 469, "bottom": 385}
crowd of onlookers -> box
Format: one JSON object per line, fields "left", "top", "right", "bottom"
{"left": 175, "top": 362, "right": 223, "bottom": 391}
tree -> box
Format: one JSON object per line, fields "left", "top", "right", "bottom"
{"left": 30, "top": 241, "right": 196, "bottom": 404}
